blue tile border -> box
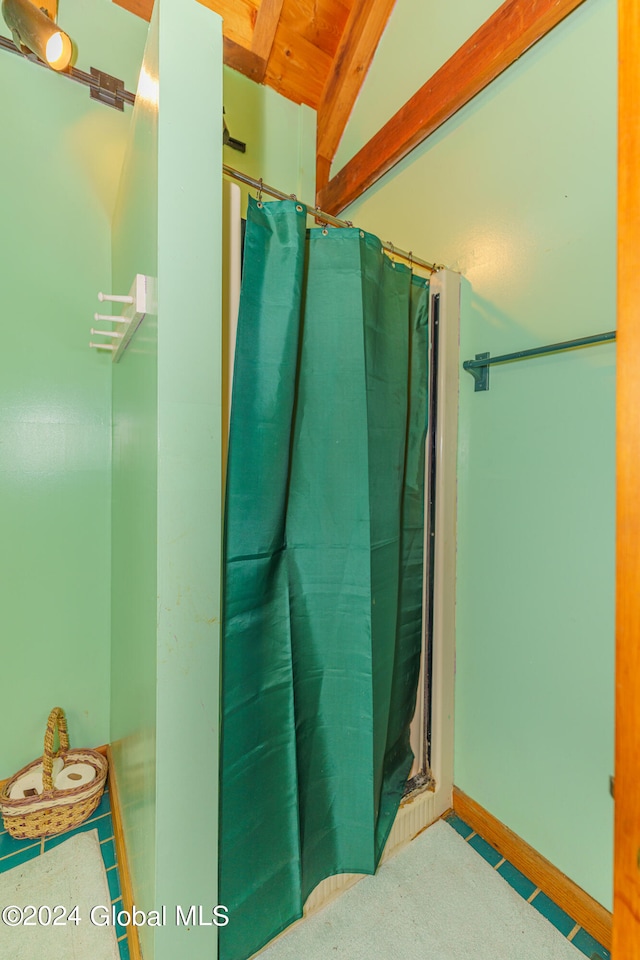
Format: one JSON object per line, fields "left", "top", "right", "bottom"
{"left": 571, "top": 927, "right": 611, "bottom": 959}
{"left": 107, "top": 862, "right": 123, "bottom": 901}
{"left": 467, "top": 832, "right": 503, "bottom": 867}
{"left": 0, "top": 786, "right": 129, "bottom": 960}
{"left": 445, "top": 813, "right": 475, "bottom": 840}
{"left": 443, "top": 812, "right": 609, "bottom": 959}
{"left": 111, "top": 896, "right": 128, "bottom": 939}
{"left": 101, "top": 837, "right": 117, "bottom": 871}
{"left": 530, "top": 891, "right": 576, "bottom": 937}
{"left": 497, "top": 860, "right": 537, "bottom": 900}
{"left": 0, "top": 843, "right": 42, "bottom": 872}
{"left": 118, "top": 935, "right": 132, "bottom": 960}
{"left": 0, "top": 831, "right": 40, "bottom": 858}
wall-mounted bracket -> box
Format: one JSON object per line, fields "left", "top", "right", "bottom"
{"left": 89, "top": 67, "right": 125, "bottom": 111}
{"left": 463, "top": 353, "right": 490, "bottom": 392}
{"left": 0, "top": 36, "right": 137, "bottom": 109}
{"left": 223, "top": 110, "right": 246, "bottom": 153}
{"left": 90, "top": 274, "right": 155, "bottom": 362}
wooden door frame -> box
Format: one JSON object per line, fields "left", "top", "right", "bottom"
{"left": 614, "top": 1, "right": 640, "bottom": 956}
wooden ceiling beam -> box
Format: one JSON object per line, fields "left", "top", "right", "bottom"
{"left": 251, "top": 0, "right": 285, "bottom": 63}
{"left": 316, "top": 155, "right": 332, "bottom": 196}
{"left": 224, "top": 36, "right": 267, "bottom": 83}
{"left": 316, "top": 0, "right": 396, "bottom": 192}
{"left": 317, "top": 0, "right": 589, "bottom": 215}
{"left": 113, "top": 0, "right": 152, "bottom": 21}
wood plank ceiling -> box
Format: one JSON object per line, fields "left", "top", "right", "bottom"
{"left": 114, "top": 0, "right": 396, "bottom": 196}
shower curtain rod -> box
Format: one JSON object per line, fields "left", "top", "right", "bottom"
{"left": 463, "top": 330, "right": 617, "bottom": 392}
{"left": 223, "top": 164, "right": 441, "bottom": 274}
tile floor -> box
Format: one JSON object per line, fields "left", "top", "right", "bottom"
{"left": 444, "top": 812, "right": 610, "bottom": 960}
{"left": 0, "top": 784, "right": 130, "bottom": 960}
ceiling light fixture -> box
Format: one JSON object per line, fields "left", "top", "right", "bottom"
{"left": 1, "top": 0, "right": 73, "bottom": 72}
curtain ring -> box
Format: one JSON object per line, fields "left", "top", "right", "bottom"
{"left": 409, "top": 250, "right": 413, "bottom": 269}
{"left": 257, "top": 178, "right": 263, "bottom": 207}
{"left": 346, "top": 220, "right": 353, "bottom": 228}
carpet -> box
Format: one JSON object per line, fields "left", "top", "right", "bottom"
{"left": 258, "top": 819, "right": 583, "bottom": 959}
{"left": 0, "top": 829, "right": 120, "bottom": 960}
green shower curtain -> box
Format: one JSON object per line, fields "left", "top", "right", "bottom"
{"left": 220, "top": 198, "right": 429, "bottom": 960}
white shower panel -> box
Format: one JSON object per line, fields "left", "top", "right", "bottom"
{"left": 222, "top": 180, "right": 242, "bottom": 479}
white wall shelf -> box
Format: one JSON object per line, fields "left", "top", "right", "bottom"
{"left": 90, "top": 274, "right": 154, "bottom": 362}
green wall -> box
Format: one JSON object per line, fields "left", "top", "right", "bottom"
{"left": 223, "top": 66, "right": 316, "bottom": 208}
{"left": 0, "top": 0, "right": 146, "bottom": 776}
{"left": 111, "top": 2, "right": 223, "bottom": 957}
{"left": 333, "top": 0, "right": 497, "bottom": 172}
{"left": 338, "top": 0, "right": 616, "bottom": 910}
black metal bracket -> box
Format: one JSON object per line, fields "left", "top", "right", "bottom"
{"left": 223, "top": 110, "right": 246, "bottom": 153}
{"left": 225, "top": 135, "right": 246, "bottom": 153}
{"left": 89, "top": 68, "right": 125, "bottom": 111}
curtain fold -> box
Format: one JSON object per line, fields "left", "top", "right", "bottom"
{"left": 220, "top": 198, "right": 429, "bottom": 960}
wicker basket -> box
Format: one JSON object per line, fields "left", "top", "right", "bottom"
{"left": 0, "top": 707, "right": 108, "bottom": 840}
